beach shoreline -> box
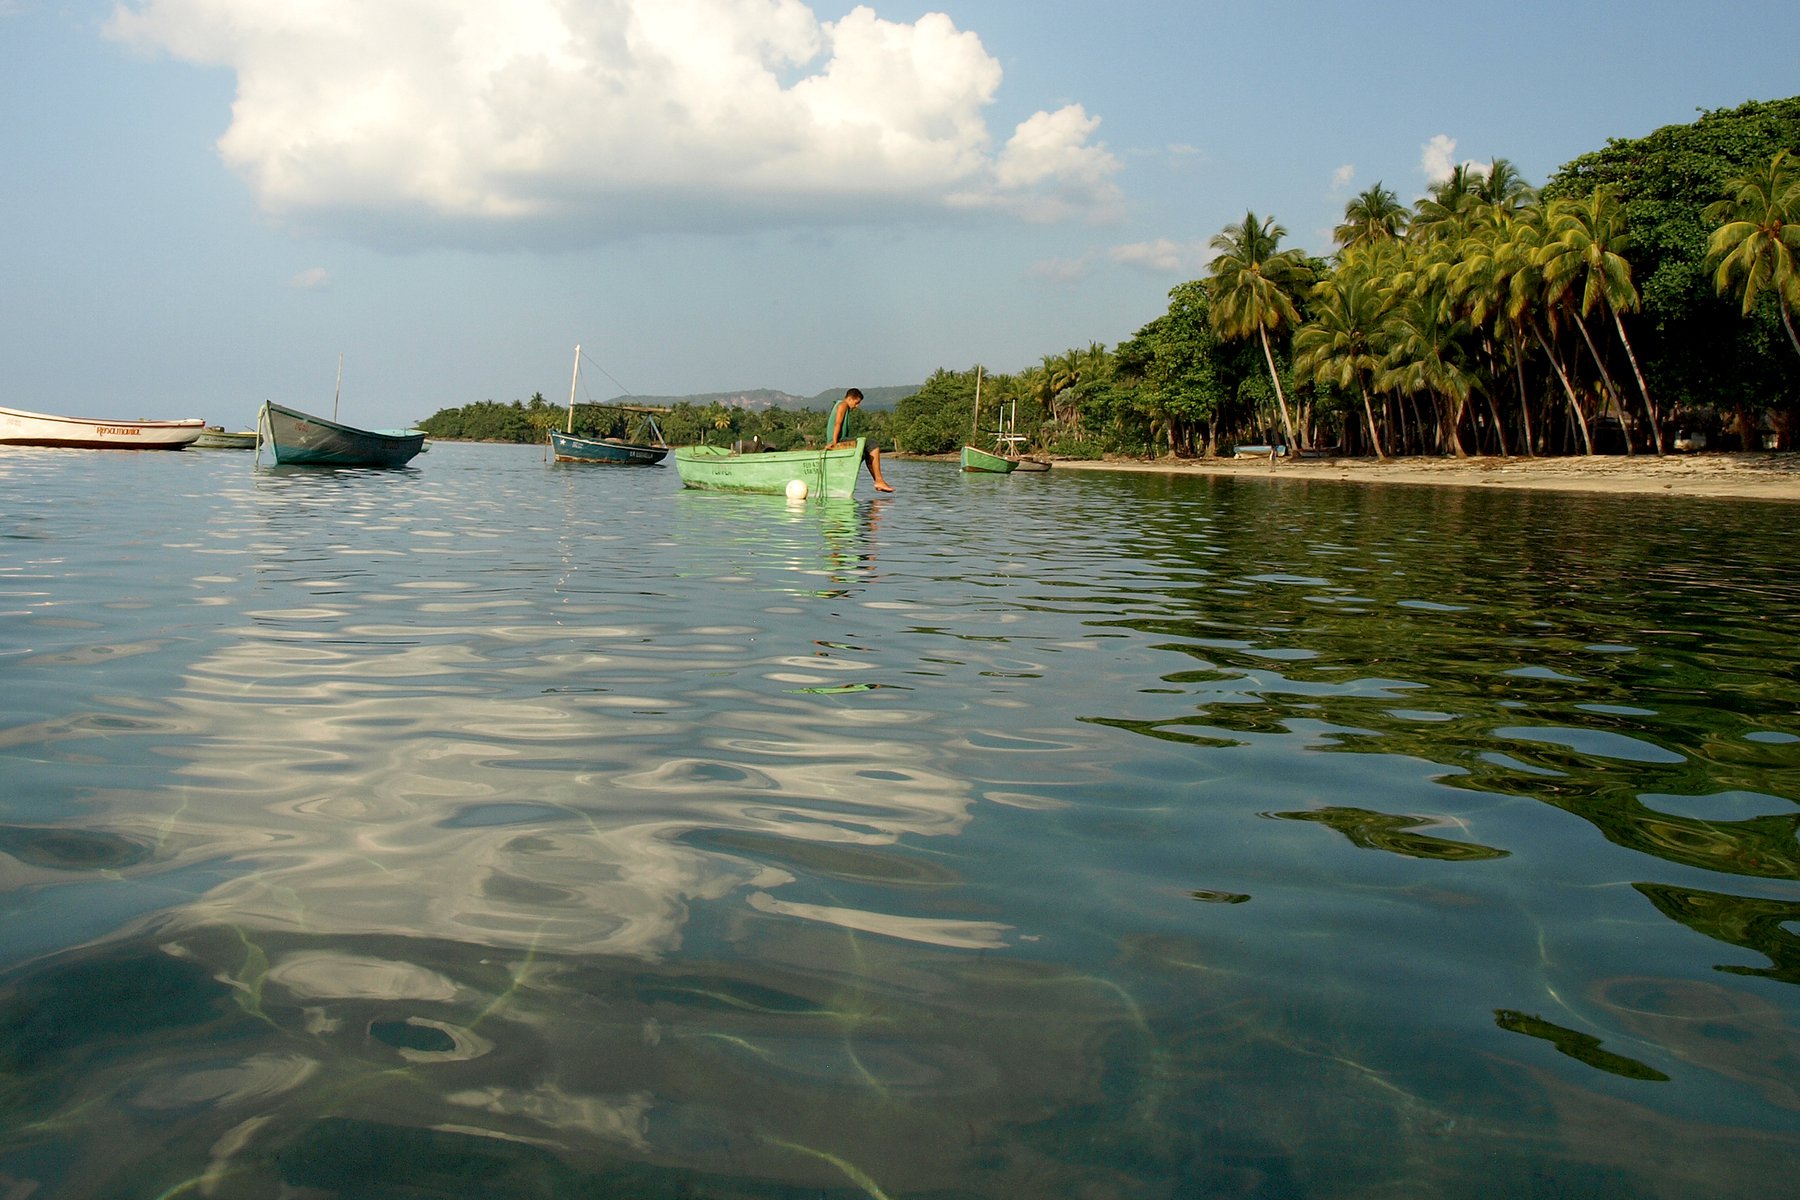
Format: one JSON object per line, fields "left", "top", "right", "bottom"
{"left": 1023, "top": 451, "right": 1800, "bottom": 502}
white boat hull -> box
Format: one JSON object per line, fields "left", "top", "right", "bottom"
{"left": 0, "top": 405, "right": 205, "bottom": 449}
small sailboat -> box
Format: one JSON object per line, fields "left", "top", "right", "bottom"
{"left": 546, "top": 345, "right": 669, "bottom": 465}
{"left": 256, "top": 357, "right": 426, "bottom": 467}
{"left": 960, "top": 367, "right": 1015, "bottom": 473}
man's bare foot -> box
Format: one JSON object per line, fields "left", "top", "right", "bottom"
{"left": 875, "top": 482, "right": 894, "bottom": 492}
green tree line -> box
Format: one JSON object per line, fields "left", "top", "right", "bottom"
{"left": 897, "top": 97, "right": 1798, "bottom": 459}
{"left": 422, "top": 98, "right": 1795, "bottom": 460}
{"left": 419, "top": 393, "right": 892, "bottom": 451}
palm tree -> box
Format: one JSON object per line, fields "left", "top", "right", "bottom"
{"left": 1706, "top": 149, "right": 1800, "bottom": 358}
{"left": 1473, "top": 158, "right": 1535, "bottom": 212}
{"left": 1039, "top": 349, "right": 1085, "bottom": 432}
{"left": 1334, "top": 184, "right": 1409, "bottom": 250}
{"left": 1376, "top": 292, "right": 1477, "bottom": 456}
{"left": 1504, "top": 201, "right": 1596, "bottom": 454}
{"left": 1411, "top": 163, "right": 1483, "bottom": 243}
{"left": 1443, "top": 215, "right": 1517, "bottom": 456}
{"left": 1208, "top": 211, "right": 1313, "bottom": 450}
{"left": 1295, "top": 259, "right": 1390, "bottom": 458}
{"left": 1539, "top": 189, "right": 1665, "bottom": 453}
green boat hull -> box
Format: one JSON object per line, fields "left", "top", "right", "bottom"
{"left": 674, "top": 438, "right": 865, "bottom": 499}
{"left": 960, "top": 444, "right": 1017, "bottom": 473}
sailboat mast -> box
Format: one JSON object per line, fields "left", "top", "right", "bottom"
{"left": 567, "top": 344, "right": 581, "bottom": 434}
{"left": 971, "top": 365, "right": 983, "bottom": 440}
{"left": 332, "top": 354, "right": 343, "bottom": 422}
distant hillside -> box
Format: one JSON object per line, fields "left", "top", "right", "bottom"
{"left": 604, "top": 384, "right": 915, "bottom": 412}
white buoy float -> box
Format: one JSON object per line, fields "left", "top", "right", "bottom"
{"left": 785, "top": 479, "right": 808, "bottom": 500}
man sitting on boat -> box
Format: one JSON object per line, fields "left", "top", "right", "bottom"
{"left": 825, "top": 388, "right": 894, "bottom": 493}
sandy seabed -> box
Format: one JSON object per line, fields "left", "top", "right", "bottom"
{"left": 1042, "top": 451, "right": 1800, "bottom": 502}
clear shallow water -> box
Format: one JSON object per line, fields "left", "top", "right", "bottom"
{"left": 2, "top": 441, "right": 1796, "bottom": 1198}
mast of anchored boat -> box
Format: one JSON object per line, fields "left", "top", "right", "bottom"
{"left": 567, "top": 344, "right": 581, "bottom": 434}
{"left": 971, "top": 365, "right": 983, "bottom": 441}
{"left": 332, "top": 354, "right": 344, "bottom": 421}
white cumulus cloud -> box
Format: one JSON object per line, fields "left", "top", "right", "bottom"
{"left": 1420, "top": 134, "right": 1458, "bottom": 184}
{"left": 289, "top": 266, "right": 330, "bottom": 290}
{"left": 1330, "top": 163, "right": 1355, "bottom": 192}
{"left": 105, "top": 0, "right": 1122, "bottom": 247}
{"left": 1109, "top": 239, "right": 1210, "bottom": 275}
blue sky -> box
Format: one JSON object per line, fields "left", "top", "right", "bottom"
{"left": 3, "top": 1, "right": 1796, "bottom": 430}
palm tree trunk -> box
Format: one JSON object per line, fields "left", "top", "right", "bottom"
{"left": 1607, "top": 304, "right": 1664, "bottom": 454}
{"left": 1477, "top": 336, "right": 1511, "bottom": 455}
{"left": 1531, "top": 318, "right": 1595, "bottom": 454}
{"left": 1256, "top": 327, "right": 1299, "bottom": 451}
{"left": 1509, "top": 324, "right": 1536, "bottom": 456}
{"left": 1570, "top": 311, "right": 1633, "bottom": 453}
{"left": 1444, "top": 394, "right": 1469, "bottom": 457}
{"left": 1358, "top": 382, "right": 1386, "bottom": 459}
{"left": 1781, "top": 298, "right": 1800, "bottom": 358}
{"left": 1489, "top": 389, "right": 1510, "bottom": 455}
{"left": 1403, "top": 392, "right": 1424, "bottom": 455}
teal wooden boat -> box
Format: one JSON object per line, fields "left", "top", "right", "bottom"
{"left": 256, "top": 401, "right": 426, "bottom": 467}
{"left": 960, "top": 443, "right": 1016, "bottom": 473}
{"left": 546, "top": 345, "right": 668, "bottom": 465}
{"left": 549, "top": 429, "right": 668, "bottom": 465}
{"left": 674, "top": 438, "right": 866, "bottom": 498}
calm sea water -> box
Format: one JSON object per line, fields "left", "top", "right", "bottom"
{"left": 2, "top": 441, "right": 1797, "bottom": 1199}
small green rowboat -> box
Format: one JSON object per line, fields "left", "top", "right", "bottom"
{"left": 674, "top": 438, "right": 866, "bottom": 498}
{"left": 960, "top": 443, "right": 1016, "bottom": 473}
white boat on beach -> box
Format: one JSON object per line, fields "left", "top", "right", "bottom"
{"left": 0, "top": 404, "right": 206, "bottom": 449}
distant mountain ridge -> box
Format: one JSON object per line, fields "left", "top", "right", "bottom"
{"left": 602, "top": 384, "right": 916, "bottom": 412}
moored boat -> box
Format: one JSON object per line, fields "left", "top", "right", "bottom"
{"left": 193, "top": 426, "right": 257, "bottom": 450}
{"left": 960, "top": 443, "right": 1017, "bottom": 473}
{"left": 674, "top": 438, "right": 866, "bottom": 498}
{"left": 549, "top": 430, "right": 668, "bottom": 464}
{"left": 547, "top": 345, "right": 669, "bottom": 465}
{"left": 256, "top": 401, "right": 426, "bottom": 467}
{"left": 0, "top": 404, "right": 205, "bottom": 449}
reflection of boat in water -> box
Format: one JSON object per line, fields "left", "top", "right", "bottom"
{"left": 547, "top": 344, "right": 669, "bottom": 465}
{"left": 0, "top": 403, "right": 205, "bottom": 449}
{"left": 193, "top": 426, "right": 257, "bottom": 450}
{"left": 675, "top": 438, "right": 866, "bottom": 498}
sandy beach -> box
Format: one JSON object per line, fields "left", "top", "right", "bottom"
{"left": 1044, "top": 451, "right": 1800, "bottom": 502}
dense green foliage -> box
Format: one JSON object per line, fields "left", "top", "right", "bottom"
{"left": 1544, "top": 97, "right": 1800, "bottom": 434}
{"left": 417, "top": 392, "right": 891, "bottom": 452}
{"left": 420, "top": 99, "right": 1797, "bottom": 459}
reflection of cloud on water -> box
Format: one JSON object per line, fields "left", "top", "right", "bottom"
{"left": 747, "top": 891, "right": 1010, "bottom": 949}
{"left": 146, "top": 614, "right": 981, "bottom": 963}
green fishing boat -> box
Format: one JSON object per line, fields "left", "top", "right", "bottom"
{"left": 959, "top": 365, "right": 1022, "bottom": 473}
{"left": 959, "top": 443, "right": 1017, "bottom": 473}
{"left": 674, "top": 438, "right": 866, "bottom": 498}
